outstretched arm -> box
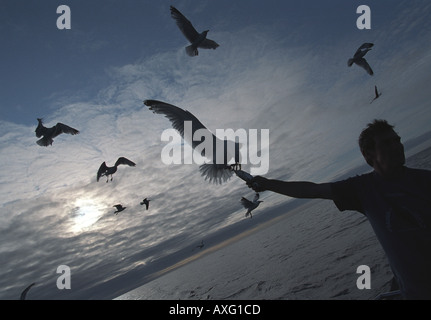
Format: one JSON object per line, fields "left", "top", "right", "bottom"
{"left": 247, "top": 176, "right": 334, "bottom": 200}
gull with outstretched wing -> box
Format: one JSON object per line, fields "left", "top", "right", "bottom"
{"left": 35, "top": 118, "right": 79, "bottom": 146}
{"left": 170, "top": 5, "right": 219, "bottom": 57}
{"left": 347, "top": 43, "right": 374, "bottom": 75}
{"left": 144, "top": 99, "right": 241, "bottom": 184}
{"left": 97, "top": 157, "right": 136, "bottom": 182}
{"left": 241, "top": 193, "right": 263, "bottom": 219}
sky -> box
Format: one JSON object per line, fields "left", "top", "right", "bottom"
{"left": 1, "top": 0, "right": 431, "bottom": 299}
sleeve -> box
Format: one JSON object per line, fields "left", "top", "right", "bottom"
{"left": 331, "top": 176, "right": 364, "bottom": 214}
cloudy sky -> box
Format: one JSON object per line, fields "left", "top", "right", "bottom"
{"left": 1, "top": 0, "right": 431, "bottom": 299}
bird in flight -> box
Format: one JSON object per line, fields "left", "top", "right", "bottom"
{"left": 113, "top": 204, "right": 126, "bottom": 215}
{"left": 370, "top": 85, "right": 382, "bottom": 103}
{"left": 241, "top": 193, "right": 263, "bottom": 218}
{"left": 20, "top": 282, "right": 36, "bottom": 300}
{"left": 140, "top": 198, "right": 151, "bottom": 210}
{"left": 144, "top": 99, "right": 241, "bottom": 184}
{"left": 347, "top": 43, "right": 374, "bottom": 75}
{"left": 170, "top": 5, "right": 219, "bottom": 57}
{"left": 192, "top": 240, "right": 205, "bottom": 252}
{"left": 35, "top": 118, "right": 79, "bottom": 146}
{"left": 196, "top": 240, "right": 204, "bottom": 249}
{"left": 97, "top": 157, "right": 136, "bottom": 182}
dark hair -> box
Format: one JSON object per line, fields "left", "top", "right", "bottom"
{"left": 359, "top": 119, "right": 395, "bottom": 166}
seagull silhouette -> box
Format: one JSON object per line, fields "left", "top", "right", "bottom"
{"left": 347, "top": 43, "right": 374, "bottom": 75}
{"left": 196, "top": 240, "right": 204, "bottom": 249}
{"left": 144, "top": 99, "right": 241, "bottom": 184}
{"left": 20, "top": 282, "right": 36, "bottom": 300}
{"left": 97, "top": 157, "right": 136, "bottom": 182}
{"left": 113, "top": 204, "right": 126, "bottom": 215}
{"left": 35, "top": 118, "right": 79, "bottom": 146}
{"left": 192, "top": 240, "right": 205, "bottom": 252}
{"left": 370, "top": 85, "right": 382, "bottom": 103}
{"left": 140, "top": 198, "right": 151, "bottom": 210}
{"left": 241, "top": 193, "right": 263, "bottom": 218}
{"left": 170, "top": 5, "right": 219, "bottom": 57}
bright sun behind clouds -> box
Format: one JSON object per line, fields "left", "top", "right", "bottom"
{"left": 71, "top": 197, "right": 106, "bottom": 233}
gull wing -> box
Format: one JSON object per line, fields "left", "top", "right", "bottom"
{"left": 240, "top": 197, "right": 254, "bottom": 209}
{"left": 115, "top": 157, "right": 136, "bottom": 167}
{"left": 357, "top": 42, "right": 374, "bottom": 51}
{"left": 199, "top": 38, "right": 219, "bottom": 50}
{"left": 97, "top": 162, "right": 107, "bottom": 182}
{"left": 145, "top": 99, "right": 238, "bottom": 184}
{"left": 356, "top": 58, "right": 374, "bottom": 75}
{"left": 375, "top": 85, "right": 380, "bottom": 97}
{"left": 170, "top": 6, "right": 200, "bottom": 43}
{"left": 53, "top": 123, "right": 80, "bottom": 138}
{"left": 354, "top": 43, "right": 374, "bottom": 58}
{"left": 35, "top": 121, "right": 45, "bottom": 138}
{"left": 144, "top": 99, "right": 215, "bottom": 150}
{"left": 20, "top": 282, "right": 36, "bottom": 300}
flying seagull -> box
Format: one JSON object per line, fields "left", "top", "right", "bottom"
{"left": 97, "top": 157, "right": 136, "bottom": 182}
{"left": 35, "top": 118, "right": 79, "bottom": 146}
{"left": 144, "top": 99, "right": 241, "bottom": 184}
{"left": 113, "top": 204, "right": 126, "bottom": 215}
{"left": 170, "top": 5, "right": 219, "bottom": 57}
{"left": 20, "top": 282, "right": 36, "bottom": 300}
{"left": 196, "top": 240, "right": 204, "bottom": 249}
{"left": 192, "top": 240, "right": 205, "bottom": 252}
{"left": 241, "top": 193, "right": 263, "bottom": 219}
{"left": 347, "top": 43, "right": 374, "bottom": 75}
{"left": 140, "top": 198, "right": 151, "bottom": 210}
{"left": 370, "top": 85, "right": 382, "bottom": 103}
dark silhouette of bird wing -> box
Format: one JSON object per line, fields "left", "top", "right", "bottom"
{"left": 115, "top": 157, "right": 136, "bottom": 167}
{"left": 199, "top": 39, "right": 219, "bottom": 50}
{"left": 371, "top": 85, "right": 381, "bottom": 103}
{"left": 140, "top": 198, "right": 150, "bottom": 209}
{"left": 170, "top": 6, "right": 200, "bottom": 43}
{"left": 348, "top": 43, "right": 374, "bottom": 66}
{"left": 375, "top": 85, "right": 380, "bottom": 97}
{"left": 20, "top": 282, "right": 36, "bottom": 300}
{"left": 356, "top": 58, "right": 373, "bottom": 75}
{"left": 114, "top": 204, "right": 125, "bottom": 211}
{"left": 353, "top": 43, "right": 374, "bottom": 60}
{"left": 144, "top": 100, "right": 214, "bottom": 150}
{"left": 144, "top": 99, "right": 241, "bottom": 184}
{"left": 34, "top": 119, "right": 79, "bottom": 146}
{"left": 240, "top": 197, "right": 254, "bottom": 209}
{"left": 355, "top": 43, "right": 374, "bottom": 55}
{"left": 52, "top": 123, "right": 79, "bottom": 138}
{"left": 35, "top": 120, "right": 45, "bottom": 138}
{"left": 97, "top": 162, "right": 108, "bottom": 182}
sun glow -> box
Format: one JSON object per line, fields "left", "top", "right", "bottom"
{"left": 71, "top": 197, "right": 105, "bottom": 233}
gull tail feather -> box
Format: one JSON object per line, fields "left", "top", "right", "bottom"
{"left": 199, "top": 163, "right": 233, "bottom": 184}
{"left": 186, "top": 45, "right": 198, "bottom": 57}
